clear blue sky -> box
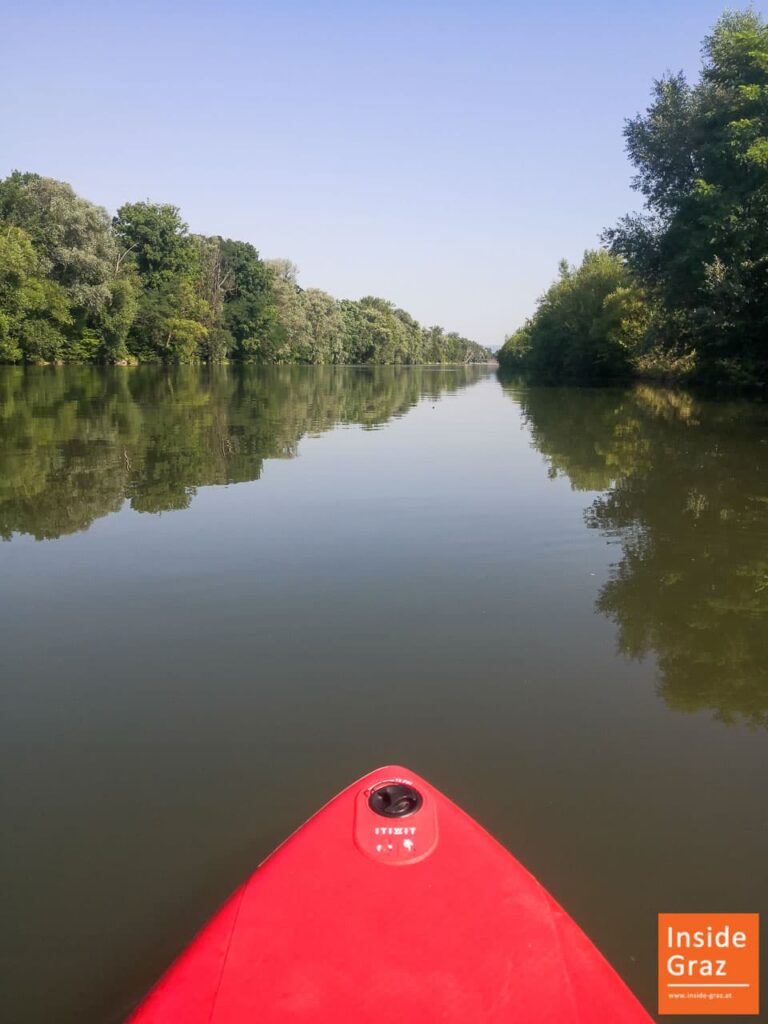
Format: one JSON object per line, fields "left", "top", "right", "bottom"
{"left": 1, "top": 1, "right": 751, "bottom": 347}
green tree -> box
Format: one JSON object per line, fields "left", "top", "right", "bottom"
{"left": 131, "top": 278, "right": 210, "bottom": 362}
{"left": 263, "top": 260, "right": 312, "bottom": 362}
{"left": 219, "top": 238, "right": 276, "bottom": 360}
{"left": 0, "top": 172, "right": 119, "bottom": 319}
{"left": 341, "top": 297, "right": 420, "bottom": 364}
{"left": 96, "top": 276, "right": 139, "bottom": 362}
{"left": 113, "top": 202, "right": 195, "bottom": 287}
{"left": 0, "top": 173, "right": 135, "bottom": 360}
{"left": 114, "top": 203, "right": 209, "bottom": 361}
{"left": 606, "top": 10, "right": 768, "bottom": 380}
{"left": 303, "top": 288, "right": 346, "bottom": 363}
{"left": 0, "top": 225, "right": 72, "bottom": 362}
{"left": 498, "top": 251, "right": 649, "bottom": 379}
{"left": 422, "top": 324, "right": 490, "bottom": 363}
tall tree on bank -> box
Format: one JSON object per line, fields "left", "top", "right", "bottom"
{"left": 0, "top": 172, "right": 136, "bottom": 360}
{"left": 499, "top": 11, "right": 768, "bottom": 385}
{"left": 605, "top": 10, "right": 768, "bottom": 380}
{"left": 113, "top": 202, "right": 205, "bottom": 362}
{"left": 218, "top": 239, "right": 277, "bottom": 360}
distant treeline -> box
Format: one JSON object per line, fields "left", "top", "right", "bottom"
{"left": 0, "top": 174, "right": 489, "bottom": 366}
{"left": 499, "top": 11, "right": 768, "bottom": 385}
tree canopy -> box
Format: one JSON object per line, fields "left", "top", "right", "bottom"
{"left": 498, "top": 251, "right": 650, "bottom": 380}
{"left": 0, "top": 174, "right": 490, "bottom": 367}
{"left": 500, "top": 10, "right": 768, "bottom": 385}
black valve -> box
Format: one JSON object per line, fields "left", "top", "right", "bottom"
{"left": 369, "top": 783, "right": 423, "bottom": 818}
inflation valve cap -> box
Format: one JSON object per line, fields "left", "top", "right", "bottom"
{"left": 368, "top": 783, "right": 423, "bottom": 818}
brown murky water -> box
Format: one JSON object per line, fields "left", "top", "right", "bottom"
{"left": 1, "top": 365, "right": 766, "bottom": 1023}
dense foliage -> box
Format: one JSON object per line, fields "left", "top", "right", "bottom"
{"left": 500, "top": 10, "right": 768, "bottom": 384}
{"left": 0, "top": 173, "right": 489, "bottom": 365}
{"left": 498, "top": 251, "right": 651, "bottom": 380}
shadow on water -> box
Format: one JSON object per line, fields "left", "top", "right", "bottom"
{"left": 499, "top": 371, "right": 768, "bottom": 729}
{"left": 0, "top": 363, "right": 489, "bottom": 541}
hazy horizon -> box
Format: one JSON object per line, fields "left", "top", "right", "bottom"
{"left": 2, "top": 0, "right": 745, "bottom": 347}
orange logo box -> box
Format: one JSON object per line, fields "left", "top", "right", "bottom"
{"left": 658, "top": 914, "right": 759, "bottom": 1015}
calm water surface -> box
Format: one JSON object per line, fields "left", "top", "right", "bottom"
{"left": 1, "top": 365, "right": 766, "bottom": 1024}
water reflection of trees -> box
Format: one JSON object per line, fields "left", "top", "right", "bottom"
{"left": 0, "top": 364, "right": 487, "bottom": 540}
{"left": 502, "top": 375, "right": 768, "bottom": 728}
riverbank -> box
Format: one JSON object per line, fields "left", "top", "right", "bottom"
{"left": 0, "top": 172, "right": 490, "bottom": 367}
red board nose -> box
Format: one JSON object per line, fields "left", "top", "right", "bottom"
{"left": 128, "top": 765, "right": 653, "bottom": 1023}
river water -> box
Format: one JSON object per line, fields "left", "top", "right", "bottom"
{"left": 1, "top": 365, "right": 766, "bottom": 1023}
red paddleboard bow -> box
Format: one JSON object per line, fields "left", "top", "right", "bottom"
{"left": 128, "top": 765, "right": 653, "bottom": 1023}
